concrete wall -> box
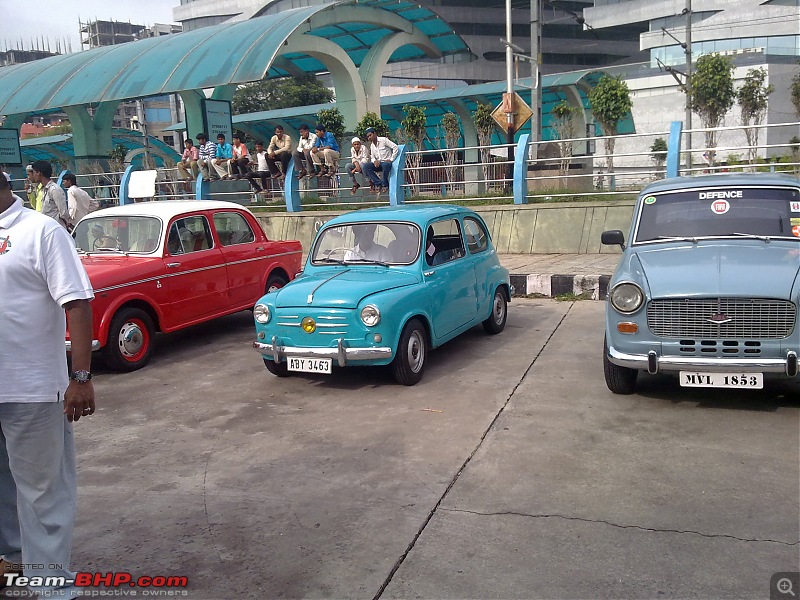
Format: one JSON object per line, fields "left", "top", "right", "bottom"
{"left": 254, "top": 200, "right": 635, "bottom": 255}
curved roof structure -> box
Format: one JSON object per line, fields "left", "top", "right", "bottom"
{"left": 0, "top": 0, "right": 469, "bottom": 117}
{"left": 186, "top": 69, "right": 634, "bottom": 148}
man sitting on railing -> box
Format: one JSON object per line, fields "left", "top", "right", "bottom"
{"left": 177, "top": 138, "right": 199, "bottom": 185}
{"left": 346, "top": 137, "right": 369, "bottom": 195}
{"left": 195, "top": 133, "right": 216, "bottom": 181}
{"left": 229, "top": 134, "right": 250, "bottom": 179}
{"left": 245, "top": 141, "right": 271, "bottom": 195}
{"left": 363, "top": 128, "right": 399, "bottom": 195}
{"left": 212, "top": 134, "right": 233, "bottom": 180}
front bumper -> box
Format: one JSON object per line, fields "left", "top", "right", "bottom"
{"left": 66, "top": 340, "right": 102, "bottom": 352}
{"left": 609, "top": 346, "right": 798, "bottom": 377}
{"left": 253, "top": 337, "right": 393, "bottom": 367}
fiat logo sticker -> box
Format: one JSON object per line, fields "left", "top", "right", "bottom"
{"left": 711, "top": 200, "right": 730, "bottom": 215}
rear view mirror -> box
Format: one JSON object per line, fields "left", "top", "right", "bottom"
{"left": 601, "top": 230, "right": 626, "bottom": 249}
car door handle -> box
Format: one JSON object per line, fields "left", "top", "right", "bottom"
{"left": 256, "top": 246, "right": 265, "bottom": 251}
{"left": 167, "top": 262, "right": 181, "bottom": 267}
{"left": 424, "top": 270, "right": 436, "bottom": 277}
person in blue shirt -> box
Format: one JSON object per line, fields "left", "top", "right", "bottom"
{"left": 310, "top": 124, "right": 340, "bottom": 178}
{"left": 211, "top": 134, "right": 234, "bottom": 180}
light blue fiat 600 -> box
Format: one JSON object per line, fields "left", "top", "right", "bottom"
{"left": 252, "top": 205, "right": 511, "bottom": 385}
{"left": 602, "top": 173, "right": 800, "bottom": 394}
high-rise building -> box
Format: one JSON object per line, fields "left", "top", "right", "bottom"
{"left": 172, "top": 0, "right": 647, "bottom": 86}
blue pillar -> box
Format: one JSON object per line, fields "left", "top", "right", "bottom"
{"left": 284, "top": 161, "right": 302, "bottom": 212}
{"left": 666, "top": 121, "right": 683, "bottom": 179}
{"left": 119, "top": 165, "right": 135, "bottom": 206}
{"left": 195, "top": 172, "right": 210, "bottom": 200}
{"left": 388, "top": 144, "right": 406, "bottom": 206}
{"left": 513, "top": 134, "right": 530, "bottom": 205}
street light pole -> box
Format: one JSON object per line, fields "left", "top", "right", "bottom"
{"left": 505, "top": 0, "right": 515, "bottom": 191}
{"left": 530, "top": 0, "right": 541, "bottom": 146}
{"left": 685, "top": 0, "right": 693, "bottom": 171}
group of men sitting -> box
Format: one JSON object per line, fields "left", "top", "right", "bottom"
{"left": 176, "top": 125, "right": 399, "bottom": 196}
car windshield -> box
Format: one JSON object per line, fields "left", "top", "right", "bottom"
{"left": 311, "top": 221, "right": 421, "bottom": 265}
{"left": 634, "top": 186, "right": 800, "bottom": 244}
{"left": 73, "top": 216, "right": 162, "bottom": 253}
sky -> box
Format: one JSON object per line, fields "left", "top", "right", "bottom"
{"left": 3, "top": 0, "right": 180, "bottom": 53}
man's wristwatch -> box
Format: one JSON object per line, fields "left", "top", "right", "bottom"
{"left": 70, "top": 370, "right": 93, "bottom": 383}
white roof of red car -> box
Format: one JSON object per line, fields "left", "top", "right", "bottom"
{"left": 79, "top": 200, "right": 253, "bottom": 221}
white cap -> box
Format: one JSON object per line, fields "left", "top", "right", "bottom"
{"left": 25, "top": 164, "right": 33, "bottom": 171}
{"left": 352, "top": 137, "right": 361, "bottom": 144}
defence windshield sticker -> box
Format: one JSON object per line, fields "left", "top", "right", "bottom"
{"left": 710, "top": 199, "right": 730, "bottom": 215}
{"left": 644, "top": 196, "right": 656, "bottom": 205}
{"left": 791, "top": 201, "right": 800, "bottom": 213}
{"left": 698, "top": 190, "right": 743, "bottom": 200}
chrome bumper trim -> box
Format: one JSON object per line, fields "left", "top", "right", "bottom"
{"left": 609, "top": 347, "right": 798, "bottom": 376}
{"left": 66, "top": 340, "right": 101, "bottom": 352}
{"left": 253, "top": 339, "right": 392, "bottom": 367}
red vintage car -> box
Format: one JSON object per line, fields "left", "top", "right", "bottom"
{"left": 68, "top": 200, "right": 302, "bottom": 371}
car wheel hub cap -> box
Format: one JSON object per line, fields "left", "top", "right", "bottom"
{"left": 119, "top": 322, "right": 144, "bottom": 357}
{"left": 494, "top": 296, "right": 505, "bottom": 323}
{"left": 408, "top": 332, "right": 424, "bottom": 372}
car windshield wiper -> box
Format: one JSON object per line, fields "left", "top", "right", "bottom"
{"left": 732, "top": 232, "right": 771, "bottom": 243}
{"left": 656, "top": 235, "right": 698, "bottom": 244}
{"left": 316, "top": 257, "right": 347, "bottom": 265}
{"left": 344, "top": 258, "right": 391, "bottom": 267}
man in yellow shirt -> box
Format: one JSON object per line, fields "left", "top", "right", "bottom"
{"left": 23, "top": 165, "right": 42, "bottom": 211}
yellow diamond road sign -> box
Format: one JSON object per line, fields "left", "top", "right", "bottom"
{"left": 492, "top": 92, "right": 533, "bottom": 134}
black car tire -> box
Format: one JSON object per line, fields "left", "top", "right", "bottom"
{"left": 603, "top": 335, "right": 638, "bottom": 394}
{"left": 265, "top": 273, "right": 288, "bottom": 294}
{"left": 391, "top": 318, "right": 427, "bottom": 386}
{"left": 263, "top": 358, "right": 289, "bottom": 377}
{"left": 103, "top": 307, "right": 155, "bottom": 372}
{"left": 482, "top": 287, "right": 508, "bottom": 334}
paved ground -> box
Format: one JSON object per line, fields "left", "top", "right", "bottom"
{"left": 2, "top": 299, "right": 797, "bottom": 600}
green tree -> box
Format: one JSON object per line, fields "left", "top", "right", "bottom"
{"left": 473, "top": 103, "right": 497, "bottom": 183}
{"left": 550, "top": 100, "right": 580, "bottom": 176}
{"left": 232, "top": 77, "right": 333, "bottom": 115}
{"left": 650, "top": 137, "right": 668, "bottom": 177}
{"left": 588, "top": 75, "right": 632, "bottom": 177}
{"left": 736, "top": 67, "right": 773, "bottom": 166}
{"left": 315, "top": 107, "right": 345, "bottom": 145}
{"left": 440, "top": 112, "right": 462, "bottom": 192}
{"left": 400, "top": 105, "right": 427, "bottom": 195}
{"left": 790, "top": 64, "right": 800, "bottom": 119}
{"left": 690, "top": 53, "right": 735, "bottom": 164}
{"left": 354, "top": 112, "right": 390, "bottom": 139}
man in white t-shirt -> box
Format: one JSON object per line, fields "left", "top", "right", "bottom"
{"left": 0, "top": 173, "right": 95, "bottom": 599}
{"left": 62, "top": 173, "right": 98, "bottom": 228}
{"left": 344, "top": 223, "right": 392, "bottom": 262}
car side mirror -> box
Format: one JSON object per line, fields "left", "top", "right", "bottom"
{"left": 601, "top": 230, "right": 626, "bottom": 249}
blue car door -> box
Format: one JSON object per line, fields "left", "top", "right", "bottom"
{"left": 423, "top": 218, "right": 478, "bottom": 339}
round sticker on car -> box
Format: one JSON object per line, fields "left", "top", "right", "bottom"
{"left": 644, "top": 196, "right": 656, "bottom": 205}
{"left": 711, "top": 199, "right": 730, "bottom": 215}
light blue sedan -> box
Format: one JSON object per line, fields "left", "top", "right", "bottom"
{"left": 253, "top": 205, "right": 511, "bottom": 385}
{"left": 602, "top": 173, "right": 800, "bottom": 394}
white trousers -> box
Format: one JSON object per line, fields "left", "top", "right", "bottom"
{"left": 0, "top": 401, "right": 78, "bottom": 598}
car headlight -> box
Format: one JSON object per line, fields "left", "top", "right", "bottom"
{"left": 610, "top": 283, "right": 644, "bottom": 314}
{"left": 254, "top": 303, "right": 271, "bottom": 324}
{"left": 360, "top": 305, "right": 381, "bottom": 327}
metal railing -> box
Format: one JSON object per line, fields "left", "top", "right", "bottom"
{"left": 18, "top": 120, "right": 797, "bottom": 212}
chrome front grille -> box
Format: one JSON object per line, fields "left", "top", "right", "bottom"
{"left": 276, "top": 312, "right": 349, "bottom": 335}
{"left": 647, "top": 298, "right": 796, "bottom": 339}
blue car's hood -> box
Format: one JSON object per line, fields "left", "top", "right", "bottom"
{"left": 633, "top": 242, "right": 800, "bottom": 299}
{"left": 273, "top": 268, "right": 420, "bottom": 308}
